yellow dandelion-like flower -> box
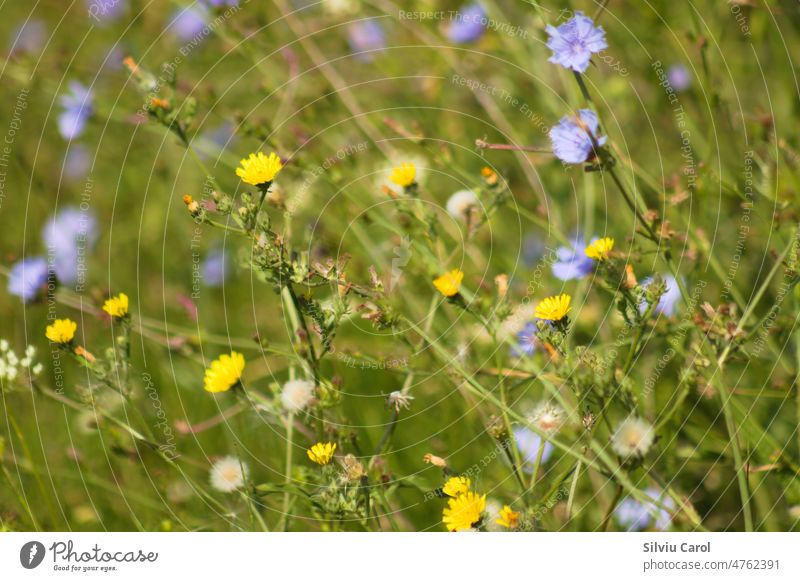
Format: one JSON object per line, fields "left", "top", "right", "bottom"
{"left": 389, "top": 162, "right": 416, "bottom": 187}
{"left": 203, "top": 351, "right": 245, "bottom": 393}
{"left": 102, "top": 293, "right": 129, "bottom": 318}
{"left": 534, "top": 293, "right": 572, "bottom": 322}
{"left": 235, "top": 152, "right": 284, "bottom": 187}
{"left": 442, "top": 491, "right": 486, "bottom": 532}
{"left": 433, "top": 269, "right": 464, "bottom": 297}
{"left": 496, "top": 505, "right": 521, "bottom": 529}
{"left": 585, "top": 237, "right": 614, "bottom": 261}
{"left": 45, "top": 319, "right": 77, "bottom": 344}
{"left": 307, "top": 442, "right": 337, "bottom": 465}
{"left": 443, "top": 476, "right": 471, "bottom": 497}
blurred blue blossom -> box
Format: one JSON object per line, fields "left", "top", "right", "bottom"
{"left": 552, "top": 237, "right": 594, "bottom": 281}
{"left": 513, "top": 426, "right": 553, "bottom": 473}
{"left": 549, "top": 109, "right": 606, "bottom": 164}
{"left": 614, "top": 487, "right": 674, "bottom": 531}
{"left": 9, "top": 19, "right": 46, "bottom": 54}
{"left": 86, "top": 0, "right": 127, "bottom": 25}
{"left": 42, "top": 207, "right": 98, "bottom": 285}
{"left": 447, "top": 3, "right": 486, "bottom": 44}
{"left": 58, "top": 82, "right": 93, "bottom": 140}
{"left": 347, "top": 20, "right": 386, "bottom": 62}
{"left": 641, "top": 274, "right": 681, "bottom": 317}
{"left": 511, "top": 321, "right": 538, "bottom": 357}
{"left": 202, "top": 249, "right": 230, "bottom": 287}
{"left": 7, "top": 257, "right": 50, "bottom": 303}
{"left": 546, "top": 11, "right": 607, "bottom": 73}
{"left": 667, "top": 64, "right": 691, "bottom": 92}
{"left": 170, "top": 6, "right": 209, "bottom": 41}
{"left": 206, "top": 0, "right": 239, "bottom": 6}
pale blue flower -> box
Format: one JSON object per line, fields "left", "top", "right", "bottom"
{"left": 58, "top": 82, "right": 93, "bottom": 140}
{"left": 511, "top": 322, "right": 538, "bottom": 357}
{"left": 667, "top": 64, "right": 691, "bottom": 92}
{"left": 347, "top": 21, "right": 386, "bottom": 62}
{"left": 170, "top": 7, "right": 208, "bottom": 41}
{"left": 7, "top": 257, "right": 50, "bottom": 303}
{"left": 448, "top": 3, "right": 486, "bottom": 44}
{"left": 202, "top": 249, "right": 230, "bottom": 287}
{"left": 546, "top": 11, "right": 607, "bottom": 73}
{"left": 86, "top": 0, "right": 127, "bottom": 25}
{"left": 549, "top": 109, "right": 606, "bottom": 165}
{"left": 614, "top": 487, "right": 674, "bottom": 531}
{"left": 42, "top": 207, "right": 98, "bottom": 285}
{"left": 552, "top": 237, "right": 594, "bottom": 281}
{"left": 513, "top": 426, "right": 553, "bottom": 473}
{"left": 640, "top": 274, "right": 681, "bottom": 317}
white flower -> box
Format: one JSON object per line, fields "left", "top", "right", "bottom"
{"left": 25, "top": 345, "right": 36, "bottom": 358}
{"left": 0, "top": 340, "right": 8, "bottom": 352}
{"left": 611, "top": 417, "right": 655, "bottom": 458}
{"left": 530, "top": 401, "right": 565, "bottom": 435}
{"left": 446, "top": 189, "right": 479, "bottom": 221}
{"left": 32, "top": 363, "right": 44, "bottom": 376}
{"left": 280, "top": 379, "right": 316, "bottom": 413}
{"left": 484, "top": 498, "right": 504, "bottom": 532}
{"left": 387, "top": 391, "right": 414, "bottom": 412}
{"left": 209, "top": 455, "right": 249, "bottom": 493}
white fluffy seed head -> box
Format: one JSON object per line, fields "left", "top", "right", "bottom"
{"left": 611, "top": 417, "right": 655, "bottom": 458}
{"left": 530, "top": 401, "right": 565, "bottom": 435}
{"left": 446, "top": 189, "right": 479, "bottom": 221}
{"left": 209, "top": 455, "right": 249, "bottom": 493}
{"left": 280, "top": 379, "right": 316, "bottom": 412}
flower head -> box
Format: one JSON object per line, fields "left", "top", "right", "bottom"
{"left": 7, "top": 257, "right": 50, "bottom": 303}
{"left": 512, "top": 322, "right": 538, "bottom": 357}
{"left": 389, "top": 162, "right": 416, "bottom": 188}
{"left": 640, "top": 274, "right": 681, "bottom": 317}
{"left": 552, "top": 237, "right": 595, "bottom": 280}
{"left": 442, "top": 491, "right": 486, "bottom": 531}
{"left": 280, "top": 379, "right": 315, "bottom": 412}
{"left": 209, "top": 455, "right": 248, "bottom": 492}
{"left": 307, "top": 441, "right": 337, "bottom": 465}
{"left": 611, "top": 417, "right": 655, "bottom": 458}
{"left": 46, "top": 319, "right": 77, "bottom": 344}
{"left": 667, "top": 64, "right": 692, "bottom": 92}
{"left": 513, "top": 427, "right": 554, "bottom": 473}
{"left": 546, "top": 11, "right": 607, "bottom": 73}
{"left": 447, "top": 2, "right": 486, "bottom": 44}
{"left": 170, "top": 6, "right": 209, "bottom": 41}
{"left": 202, "top": 249, "right": 230, "bottom": 287}
{"left": 347, "top": 20, "right": 386, "bottom": 61}
{"left": 443, "top": 476, "right": 471, "bottom": 497}
{"left": 58, "top": 81, "right": 93, "bottom": 140}
{"left": 42, "top": 206, "right": 99, "bottom": 285}
{"left": 235, "top": 152, "right": 283, "bottom": 187}
{"left": 585, "top": 237, "right": 614, "bottom": 261}
{"left": 615, "top": 487, "right": 674, "bottom": 531}
{"left": 534, "top": 294, "right": 571, "bottom": 322}
{"left": 496, "top": 505, "right": 521, "bottom": 529}
{"left": 102, "top": 293, "right": 129, "bottom": 318}
{"left": 530, "top": 401, "right": 565, "bottom": 435}
{"left": 387, "top": 390, "right": 414, "bottom": 412}
{"left": 433, "top": 269, "right": 464, "bottom": 297}
{"left": 203, "top": 351, "right": 245, "bottom": 393}
{"left": 549, "top": 109, "right": 607, "bottom": 164}
{"left": 446, "top": 189, "right": 480, "bottom": 222}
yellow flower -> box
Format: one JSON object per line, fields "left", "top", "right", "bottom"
{"left": 46, "top": 319, "right": 77, "bottom": 344}
{"left": 496, "top": 505, "right": 521, "bottom": 529}
{"left": 443, "top": 476, "right": 471, "bottom": 497}
{"left": 307, "top": 442, "right": 336, "bottom": 465}
{"left": 585, "top": 237, "right": 614, "bottom": 261}
{"left": 102, "top": 293, "right": 129, "bottom": 318}
{"left": 534, "top": 293, "right": 572, "bottom": 322}
{"left": 442, "top": 491, "right": 486, "bottom": 531}
{"left": 235, "top": 152, "right": 283, "bottom": 186}
{"left": 389, "top": 162, "right": 416, "bottom": 187}
{"left": 433, "top": 269, "right": 464, "bottom": 297}
{"left": 203, "top": 351, "right": 245, "bottom": 393}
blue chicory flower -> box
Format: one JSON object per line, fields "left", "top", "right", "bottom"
{"left": 511, "top": 321, "right": 538, "bottom": 357}
{"left": 513, "top": 426, "right": 553, "bottom": 473}
{"left": 552, "top": 237, "right": 594, "bottom": 281}
{"left": 202, "top": 249, "right": 230, "bottom": 287}
{"left": 549, "top": 109, "right": 607, "bottom": 165}
{"left": 447, "top": 3, "right": 486, "bottom": 44}
{"left": 546, "top": 11, "right": 607, "bottom": 73}
{"left": 640, "top": 274, "right": 681, "bottom": 317}
{"left": 42, "top": 207, "right": 99, "bottom": 285}
{"left": 58, "top": 82, "right": 93, "bottom": 140}
{"left": 86, "top": 0, "right": 128, "bottom": 25}
{"left": 614, "top": 487, "right": 674, "bottom": 531}
{"left": 347, "top": 20, "right": 386, "bottom": 62}
{"left": 667, "top": 64, "right": 691, "bottom": 92}
{"left": 7, "top": 257, "right": 50, "bottom": 303}
{"left": 170, "top": 6, "right": 209, "bottom": 41}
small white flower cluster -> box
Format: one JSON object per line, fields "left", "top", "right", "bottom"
{"left": 0, "top": 340, "right": 43, "bottom": 386}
